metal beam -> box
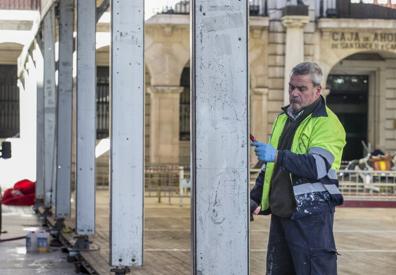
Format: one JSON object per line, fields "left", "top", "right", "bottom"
{"left": 110, "top": 0, "right": 144, "bottom": 268}
{"left": 42, "top": 7, "right": 57, "bottom": 209}
{"left": 192, "top": 1, "right": 250, "bottom": 274}
{"left": 33, "top": 40, "right": 45, "bottom": 204}
{"left": 41, "top": 0, "right": 57, "bottom": 21}
{"left": 96, "top": 0, "right": 109, "bottom": 23}
{"left": 76, "top": 0, "right": 96, "bottom": 236}
{"left": 26, "top": 52, "right": 37, "bottom": 141}
{"left": 17, "top": 2, "right": 52, "bottom": 79}
{"left": 55, "top": 0, "right": 74, "bottom": 219}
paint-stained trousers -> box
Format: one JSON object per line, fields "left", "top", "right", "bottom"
{"left": 266, "top": 205, "right": 338, "bottom": 275}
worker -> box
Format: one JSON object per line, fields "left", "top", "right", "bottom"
{"left": 250, "top": 62, "right": 346, "bottom": 275}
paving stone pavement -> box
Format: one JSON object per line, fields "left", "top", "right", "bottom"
{"left": 0, "top": 205, "right": 77, "bottom": 275}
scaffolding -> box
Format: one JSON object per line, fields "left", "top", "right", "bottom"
{"left": 16, "top": 0, "right": 250, "bottom": 274}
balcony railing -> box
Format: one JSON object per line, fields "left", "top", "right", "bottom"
{"left": 0, "top": 0, "right": 40, "bottom": 10}
{"left": 320, "top": 0, "right": 396, "bottom": 19}
{"left": 161, "top": 0, "right": 268, "bottom": 17}
{"left": 249, "top": 0, "right": 268, "bottom": 16}
{"left": 161, "top": 0, "right": 189, "bottom": 15}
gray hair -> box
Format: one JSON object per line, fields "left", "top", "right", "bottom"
{"left": 290, "top": 62, "right": 323, "bottom": 86}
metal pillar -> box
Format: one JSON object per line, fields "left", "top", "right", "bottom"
{"left": 43, "top": 8, "right": 57, "bottom": 209}
{"left": 192, "top": 1, "right": 249, "bottom": 274}
{"left": 33, "top": 40, "right": 45, "bottom": 207}
{"left": 26, "top": 51, "right": 39, "bottom": 172}
{"left": 110, "top": 0, "right": 144, "bottom": 270}
{"left": 76, "top": 0, "right": 96, "bottom": 237}
{"left": 55, "top": 0, "right": 74, "bottom": 219}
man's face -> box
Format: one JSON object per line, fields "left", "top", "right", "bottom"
{"left": 288, "top": 74, "right": 321, "bottom": 112}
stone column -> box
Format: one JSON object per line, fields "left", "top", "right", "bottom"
{"left": 251, "top": 88, "right": 268, "bottom": 164}
{"left": 148, "top": 86, "right": 183, "bottom": 164}
{"left": 282, "top": 15, "right": 310, "bottom": 105}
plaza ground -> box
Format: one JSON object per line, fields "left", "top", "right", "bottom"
{"left": 1, "top": 190, "right": 395, "bottom": 275}
{"left": 0, "top": 190, "right": 396, "bottom": 275}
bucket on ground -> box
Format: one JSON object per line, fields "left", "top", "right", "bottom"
{"left": 26, "top": 230, "right": 37, "bottom": 253}
{"left": 36, "top": 230, "right": 49, "bottom": 253}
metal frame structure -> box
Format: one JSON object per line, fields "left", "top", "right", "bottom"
{"left": 338, "top": 169, "right": 396, "bottom": 194}
{"left": 20, "top": 0, "right": 253, "bottom": 273}
{"left": 42, "top": 7, "right": 57, "bottom": 209}
{"left": 76, "top": 0, "right": 96, "bottom": 237}
{"left": 109, "top": 0, "right": 145, "bottom": 271}
{"left": 191, "top": 1, "right": 250, "bottom": 274}
{"left": 55, "top": 0, "right": 74, "bottom": 219}
{"left": 33, "top": 40, "right": 45, "bottom": 206}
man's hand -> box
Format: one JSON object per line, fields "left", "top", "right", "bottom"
{"left": 252, "top": 141, "right": 277, "bottom": 162}
{"left": 253, "top": 206, "right": 261, "bottom": 215}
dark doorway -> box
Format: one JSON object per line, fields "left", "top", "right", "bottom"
{"left": 326, "top": 75, "right": 369, "bottom": 161}
{"left": 179, "top": 66, "right": 190, "bottom": 166}
{"left": 0, "top": 64, "right": 19, "bottom": 138}
{"left": 96, "top": 66, "right": 109, "bottom": 139}
{"left": 179, "top": 67, "right": 190, "bottom": 141}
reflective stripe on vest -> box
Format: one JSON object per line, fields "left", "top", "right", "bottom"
{"left": 293, "top": 182, "right": 342, "bottom": 196}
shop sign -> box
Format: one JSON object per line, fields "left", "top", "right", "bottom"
{"left": 330, "top": 31, "right": 396, "bottom": 51}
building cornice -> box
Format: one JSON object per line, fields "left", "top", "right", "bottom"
{"left": 281, "top": 15, "right": 310, "bottom": 28}
{"left": 148, "top": 86, "right": 184, "bottom": 94}
{"left": 318, "top": 18, "right": 396, "bottom": 30}
{"left": 249, "top": 17, "right": 269, "bottom": 28}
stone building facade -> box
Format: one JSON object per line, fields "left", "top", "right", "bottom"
{"left": 2, "top": 0, "right": 396, "bottom": 187}
{"left": 135, "top": 0, "right": 396, "bottom": 165}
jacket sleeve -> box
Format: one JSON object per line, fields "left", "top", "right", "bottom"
{"left": 250, "top": 168, "right": 265, "bottom": 205}
{"left": 276, "top": 150, "right": 331, "bottom": 180}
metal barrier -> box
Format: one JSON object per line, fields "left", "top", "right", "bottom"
{"left": 250, "top": 167, "right": 396, "bottom": 201}
{"left": 101, "top": 164, "right": 396, "bottom": 204}
{"left": 338, "top": 169, "right": 396, "bottom": 200}
{"left": 178, "top": 166, "right": 191, "bottom": 206}
{"left": 145, "top": 164, "right": 180, "bottom": 204}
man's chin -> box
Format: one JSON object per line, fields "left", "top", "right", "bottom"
{"left": 290, "top": 104, "right": 301, "bottom": 112}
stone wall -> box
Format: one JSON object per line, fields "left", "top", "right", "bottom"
{"left": 384, "top": 58, "right": 396, "bottom": 152}
{"left": 86, "top": 10, "right": 396, "bottom": 165}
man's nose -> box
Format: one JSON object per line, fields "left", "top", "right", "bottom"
{"left": 290, "top": 88, "right": 299, "bottom": 96}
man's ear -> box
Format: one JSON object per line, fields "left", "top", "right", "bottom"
{"left": 315, "top": 85, "right": 322, "bottom": 96}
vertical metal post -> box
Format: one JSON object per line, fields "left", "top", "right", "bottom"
{"left": 192, "top": 1, "right": 249, "bottom": 274}
{"left": 33, "top": 40, "right": 45, "bottom": 206}
{"left": 110, "top": 0, "right": 144, "bottom": 269}
{"left": 26, "top": 51, "right": 38, "bottom": 171}
{"left": 76, "top": 0, "right": 96, "bottom": 236}
{"left": 43, "top": 8, "right": 57, "bottom": 209}
{"left": 55, "top": 0, "right": 74, "bottom": 219}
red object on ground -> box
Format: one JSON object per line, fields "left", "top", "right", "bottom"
{"left": 1, "top": 179, "right": 35, "bottom": 206}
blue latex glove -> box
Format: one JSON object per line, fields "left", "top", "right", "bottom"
{"left": 252, "top": 141, "right": 277, "bottom": 162}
